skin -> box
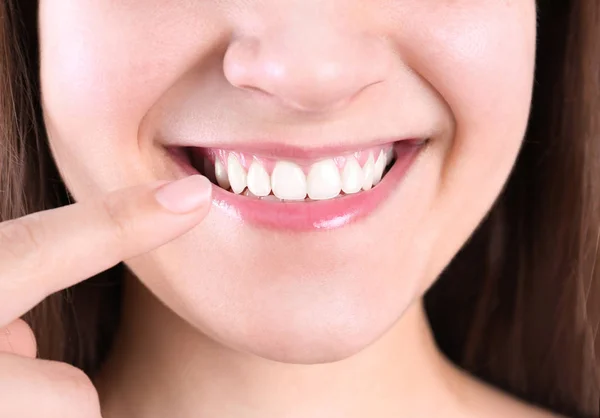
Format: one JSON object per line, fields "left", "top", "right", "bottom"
{"left": 0, "top": 176, "right": 213, "bottom": 417}
{"left": 0, "top": 0, "right": 556, "bottom": 416}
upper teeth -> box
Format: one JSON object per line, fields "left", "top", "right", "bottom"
{"left": 204, "top": 148, "right": 394, "bottom": 201}
{"left": 247, "top": 160, "right": 272, "bottom": 197}
{"left": 227, "top": 154, "right": 247, "bottom": 195}
{"left": 341, "top": 156, "right": 364, "bottom": 194}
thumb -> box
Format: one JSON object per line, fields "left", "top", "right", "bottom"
{"left": 0, "top": 319, "right": 37, "bottom": 359}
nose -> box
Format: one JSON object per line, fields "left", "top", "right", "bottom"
{"left": 223, "top": 15, "right": 392, "bottom": 113}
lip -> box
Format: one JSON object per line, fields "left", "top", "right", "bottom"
{"left": 168, "top": 140, "right": 425, "bottom": 231}
{"left": 164, "top": 137, "right": 422, "bottom": 161}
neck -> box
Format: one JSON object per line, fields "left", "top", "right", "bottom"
{"left": 97, "top": 277, "right": 467, "bottom": 418}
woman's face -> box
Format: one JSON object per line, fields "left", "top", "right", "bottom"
{"left": 39, "top": 0, "right": 536, "bottom": 362}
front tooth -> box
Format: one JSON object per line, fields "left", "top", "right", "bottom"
{"left": 214, "top": 159, "right": 231, "bottom": 190}
{"left": 341, "top": 156, "right": 363, "bottom": 194}
{"left": 247, "top": 161, "right": 271, "bottom": 197}
{"left": 271, "top": 161, "right": 307, "bottom": 200}
{"left": 362, "top": 153, "right": 375, "bottom": 191}
{"left": 372, "top": 150, "right": 386, "bottom": 186}
{"left": 227, "top": 154, "right": 247, "bottom": 194}
{"left": 307, "top": 159, "right": 342, "bottom": 200}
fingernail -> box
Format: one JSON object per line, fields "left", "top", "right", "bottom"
{"left": 154, "top": 175, "right": 212, "bottom": 213}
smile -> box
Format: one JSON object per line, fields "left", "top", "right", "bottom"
{"left": 168, "top": 139, "right": 426, "bottom": 231}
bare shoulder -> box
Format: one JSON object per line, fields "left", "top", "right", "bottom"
{"left": 453, "top": 367, "right": 565, "bottom": 418}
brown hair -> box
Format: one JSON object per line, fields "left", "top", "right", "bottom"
{"left": 1, "top": 1, "right": 598, "bottom": 416}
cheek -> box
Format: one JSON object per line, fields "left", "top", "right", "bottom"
{"left": 38, "top": 0, "right": 223, "bottom": 193}
{"left": 403, "top": 3, "right": 537, "bottom": 134}
{"left": 403, "top": 2, "right": 537, "bottom": 283}
{"left": 427, "top": 8, "right": 536, "bottom": 210}
{"left": 39, "top": 1, "right": 227, "bottom": 119}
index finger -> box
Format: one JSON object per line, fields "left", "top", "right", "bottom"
{"left": 0, "top": 175, "right": 212, "bottom": 328}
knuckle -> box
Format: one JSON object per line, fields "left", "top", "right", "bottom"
{"left": 0, "top": 215, "right": 45, "bottom": 267}
{"left": 101, "top": 192, "right": 136, "bottom": 243}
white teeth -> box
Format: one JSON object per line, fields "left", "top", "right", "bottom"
{"left": 214, "top": 159, "right": 230, "bottom": 190}
{"left": 341, "top": 156, "right": 363, "bottom": 194}
{"left": 247, "top": 161, "right": 271, "bottom": 197}
{"left": 227, "top": 154, "right": 247, "bottom": 194}
{"left": 271, "top": 161, "right": 307, "bottom": 200}
{"left": 372, "top": 150, "right": 386, "bottom": 186}
{"left": 307, "top": 159, "right": 342, "bottom": 200}
{"left": 362, "top": 153, "right": 375, "bottom": 191}
{"left": 210, "top": 147, "right": 395, "bottom": 200}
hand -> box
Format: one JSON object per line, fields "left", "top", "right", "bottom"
{"left": 0, "top": 175, "right": 212, "bottom": 418}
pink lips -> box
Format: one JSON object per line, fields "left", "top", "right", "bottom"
{"left": 170, "top": 141, "right": 424, "bottom": 231}
{"left": 213, "top": 144, "right": 422, "bottom": 231}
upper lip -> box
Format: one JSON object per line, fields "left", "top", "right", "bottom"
{"left": 164, "top": 137, "right": 420, "bottom": 161}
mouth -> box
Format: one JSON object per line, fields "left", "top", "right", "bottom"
{"left": 167, "top": 139, "right": 427, "bottom": 231}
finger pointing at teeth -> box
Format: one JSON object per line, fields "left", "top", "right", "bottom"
{"left": 0, "top": 175, "right": 212, "bottom": 329}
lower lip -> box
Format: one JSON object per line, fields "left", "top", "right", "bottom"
{"left": 171, "top": 142, "right": 424, "bottom": 231}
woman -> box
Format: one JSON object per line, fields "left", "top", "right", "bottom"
{"left": 0, "top": 0, "right": 598, "bottom": 416}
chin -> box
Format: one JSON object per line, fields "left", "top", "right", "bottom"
{"left": 128, "top": 230, "right": 426, "bottom": 365}
{"left": 217, "top": 295, "right": 409, "bottom": 365}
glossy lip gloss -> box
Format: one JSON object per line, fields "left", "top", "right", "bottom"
{"left": 169, "top": 140, "right": 426, "bottom": 231}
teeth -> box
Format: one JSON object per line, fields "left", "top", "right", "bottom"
{"left": 372, "top": 150, "right": 386, "bottom": 186}
{"left": 227, "top": 154, "right": 247, "bottom": 194}
{"left": 362, "top": 153, "right": 375, "bottom": 191}
{"left": 271, "top": 161, "right": 307, "bottom": 200}
{"left": 341, "top": 156, "right": 363, "bottom": 194}
{"left": 247, "top": 161, "right": 272, "bottom": 197}
{"left": 307, "top": 159, "right": 342, "bottom": 200}
{"left": 214, "top": 159, "right": 230, "bottom": 190}
{"left": 203, "top": 146, "right": 396, "bottom": 200}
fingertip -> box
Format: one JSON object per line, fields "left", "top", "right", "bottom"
{"left": 154, "top": 175, "right": 213, "bottom": 214}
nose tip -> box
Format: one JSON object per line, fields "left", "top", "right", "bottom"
{"left": 223, "top": 33, "right": 390, "bottom": 113}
